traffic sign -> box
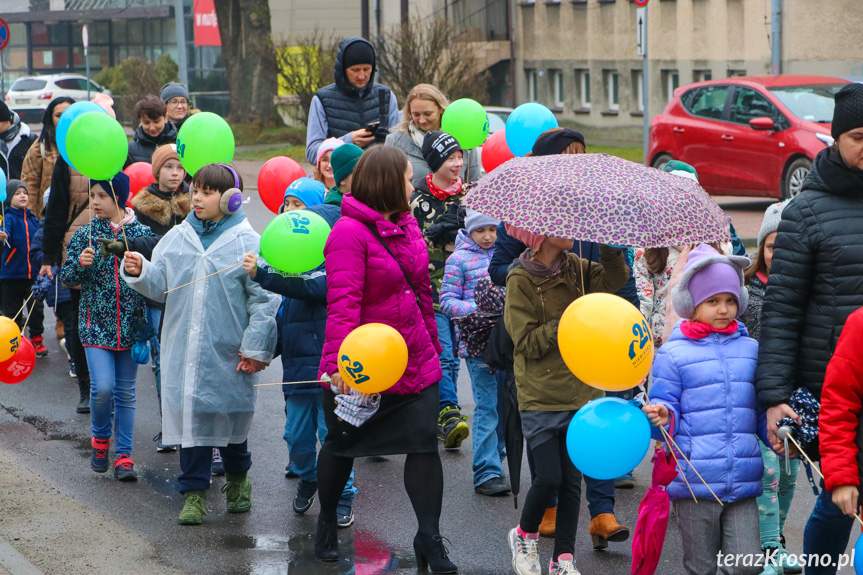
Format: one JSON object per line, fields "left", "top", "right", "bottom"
{"left": 82, "top": 23, "right": 89, "bottom": 54}
{"left": 636, "top": 7, "right": 646, "bottom": 57}
{"left": 634, "top": 0, "right": 649, "bottom": 6}
{"left": 0, "top": 18, "right": 9, "bottom": 51}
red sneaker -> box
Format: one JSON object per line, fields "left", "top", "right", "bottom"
{"left": 31, "top": 336, "right": 48, "bottom": 358}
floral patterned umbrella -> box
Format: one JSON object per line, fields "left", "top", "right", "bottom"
{"left": 463, "top": 154, "right": 732, "bottom": 248}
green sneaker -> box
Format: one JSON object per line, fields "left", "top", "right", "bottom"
{"left": 178, "top": 490, "right": 207, "bottom": 525}
{"left": 222, "top": 472, "right": 252, "bottom": 513}
{"left": 438, "top": 406, "right": 470, "bottom": 450}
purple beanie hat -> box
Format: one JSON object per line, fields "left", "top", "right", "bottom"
{"left": 670, "top": 244, "right": 751, "bottom": 319}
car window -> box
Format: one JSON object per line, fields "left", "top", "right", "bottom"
{"left": 684, "top": 86, "right": 728, "bottom": 120}
{"left": 487, "top": 113, "right": 507, "bottom": 134}
{"left": 88, "top": 80, "right": 103, "bottom": 92}
{"left": 55, "top": 79, "right": 79, "bottom": 90}
{"left": 769, "top": 84, "right": 845, "bottom": 123}
{"left": 11, "top": 79, "right": 47, "bottom": 91}
{"left": 730, "top": 87, "right": 784, "bottom": 126}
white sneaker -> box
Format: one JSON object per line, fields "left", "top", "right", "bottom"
{"left": 508, "top": 527, "right": 541, "bottom": 575}
{"left": 60, "top": 338, "right": 71, "bottom": 361}
{"left": 549, "top": 554, "right": 580, "bottom": 575}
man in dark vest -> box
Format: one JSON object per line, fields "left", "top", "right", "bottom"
{"left": 305, "top": 37, "right": 399, "bottom": 165}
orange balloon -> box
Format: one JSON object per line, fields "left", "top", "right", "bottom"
{"left": 337, "top": 323, "right": 408, "bottom": 394}
{"left": 0, "top": 317, "right": 22, "bottom": 363}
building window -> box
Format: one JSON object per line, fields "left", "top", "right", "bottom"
{"left": 605, "top": 70, "right": 619, "bottom": 111}
{"left": 526, "top": 69, "right": 537, "bottom": 102}
{"left": 663, "top": 70, "right": 679, "bottom": 102}
{"left": 727, "top": 69, "right": 747, "bottom": 77}
{"left": 576, "top": 69, "right": 591, "bottom": 110}
{"left": 694, "top": 69, "right": 712, "bottom": 82}
{"left": 632, "top": 70, "right": 644, "bottom": 112}
{"left": 552, "top": 70, "right": 564, "bottom": 108}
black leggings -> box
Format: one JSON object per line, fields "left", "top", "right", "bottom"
{"left": 520, "top": 432, "right": 583, "bottom": 561}
{"left": 1, "top": 278, "right": 44, "bottom": 338}
{"left": 317, "top": 451, "right": 444, "bottom": 535}
{"left": 68, "top": 289, "right": 90, "bottom": 383}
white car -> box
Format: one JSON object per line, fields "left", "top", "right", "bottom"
{"left": 4, "top": 74, "right": 111, "bottom": 123}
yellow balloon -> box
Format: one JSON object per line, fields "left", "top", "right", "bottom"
{"left": 558, "top": 293, "right": 654, "bottom": 392}
{"left": 337, "top": 323, "right": 409, "bottom": 394}
{"left": 0, "top": 317, "right": 22, "bottom": 363}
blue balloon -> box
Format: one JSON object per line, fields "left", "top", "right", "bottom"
{"left": 855, "top": 533, "right": 863, "bottom": 574}
{"left": 0, "top": 169, "right": 6, "bottom": 202}
{"left": 505, "top": 103, "right": 559, "bottom": 157}
{"left": 56, "top": 101, "right": 107, "bottom": 169}
{"left": 566, "top": 397, "right": 651, "bottom": 480}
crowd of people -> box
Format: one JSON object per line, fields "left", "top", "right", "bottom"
{"left": 1, "top": 33, "right": 863, "bottom": 575}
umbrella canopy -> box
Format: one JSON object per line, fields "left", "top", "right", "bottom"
{"left": 463, "top": 154, "right": 732, "bottom": 248}
{"left": 631, "top": 444, "right": 678, "bottom": 575}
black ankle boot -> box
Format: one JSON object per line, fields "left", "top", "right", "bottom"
{"left": 413, "top": 532, "right": 457, "bottom": 573}
{"left": 314, "top": 518, "right": 339, "bottom": 562}
{"left": 76, "top": 379, "right": 90, "bottom": 414}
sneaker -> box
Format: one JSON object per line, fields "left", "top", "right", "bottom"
{"left": 284, "top": 462, "right": 299, "bottom": 478}
{"left": 90, "top": 437, "right": 110, "bottom": 473}
{"left": 336, "top": 500, "right": 355, "bottom": 528}
{"left": 438, "top": 406, "right": 469, "bottom": 449}
{"left": 475, "top": 476, "right": 511, "bottom": 496}
{"left": 508, "top": 527, "right": 541, "bottom": 575}
{"left": 113, "top": 454, "right": 138, "bottom": 482}
{"left": 615, "top": 473, "right": 636, "bottom": 489}
{"left": 69, "top": 361, "right": 77, "bottom": 378}
{"left": 60, "top": 337, "right": 71, "bottom": 361}
{"left": 773, "top": 540, "right": 801, "bottom": 574}
{"left": 292, "top": 479, "right": 317, "bottom": 514}
{"left": 153, "top": 432, "right": 178, "bottom": 453}
{"left": 178, "top": 490, "right": 208, "bottom": 525}
{"left": 32, "top": 336, "right": 48, "bottom": 357}
{"left": 549, "top": 553, "right": 580, "bottom": 575}
{"left": 211, "top": 448, "right": 225, "bottom": 476}
{"left": 221, "top": 472, "right": 252, "bottom": 513}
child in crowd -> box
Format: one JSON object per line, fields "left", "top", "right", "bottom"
{"left": 440, "top": 209, "right": 510, "bottom": 496}
{"left": 504, "top": 231, "right": 628, "bottom": 575}
{"left": 324, "top": 144, "right": 363, "bottom": 207}
{"left": 60, "top": 173, "right": 155, "bottom": 482}
{"left": 0, "top": 180, "right": 47, "bottom": 356}
{"left": 122, "top": 163, "right": 279, "bottom": 525}
{"left": 740, "top": 202, "right": 802, "bottom": 574}
{"left": 411, "top": 130, "right": 469, "bottom": 449}
{"left": 313, "top": 138, "right": 343, "bottom": 191}
{"left": 125, "top": 96, "right": 178, "bottom": 167}
{"left": 643, "top": 244, "right": 765, "bottom": 575}
{"left": 242, "top": 175, "right": 358, "bottom": 528}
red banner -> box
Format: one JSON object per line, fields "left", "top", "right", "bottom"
{"left": 194, "top": 0, "right": 221, "bottom": 47}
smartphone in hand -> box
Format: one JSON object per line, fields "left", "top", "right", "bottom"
{"left": 365, "top": 120, "right": 381, "bottom": 133}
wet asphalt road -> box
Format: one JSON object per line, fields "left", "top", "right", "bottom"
{"left": 0, "top": 197, "right": 850, "bottom": 575}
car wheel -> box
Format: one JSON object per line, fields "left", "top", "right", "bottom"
{"left": 651, "top": 153, "right": 674, "bottom": 171}
{"left": 782, "top": 157, "right": 812, "bottom": 200}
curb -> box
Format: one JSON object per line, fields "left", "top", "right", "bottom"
{"left": 0, "top": 540, "right": 43, "bottom": 575}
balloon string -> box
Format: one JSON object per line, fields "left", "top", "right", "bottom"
{"left": 12, "top": 292, "right": 34, "bottom": 322}
{"left": 88, "top": 178, "right": 92, "bottom": 249}
{"left": 21, "top": 298, "right": 36, "bottom": 333}
{"left": 108, "top": 180, "right": 129, "bottom": 253}
{"left": 163, "top": 262, "right": 243, "bottom": 294}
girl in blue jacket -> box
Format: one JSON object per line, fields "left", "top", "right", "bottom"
{"left": 643, "top": 243, "right": 766, "bottom": 575}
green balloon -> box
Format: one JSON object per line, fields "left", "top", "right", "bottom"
{"left": 176, "top": 112, "right": 235, "bottom": 176}
{"left": 260, "top": 210, "right": 331, "bottom": 273}
{"left": 66, "top": 112, "right": 128, "bottom": 180}
{"left": 441, "top": 98, "right": 489, "bottom": 150}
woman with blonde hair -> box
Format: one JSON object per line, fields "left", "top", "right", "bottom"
{"left": 386, "top": 83, "right": 481, "bottom": 181}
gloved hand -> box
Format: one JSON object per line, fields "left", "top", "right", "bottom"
{"left": 425, "top": 212, "right": 461, "bottom": 247}
{"left": 96, "top": 238, "right": 126, "bottom": 258}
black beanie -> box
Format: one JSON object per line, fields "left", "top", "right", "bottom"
{"left": 0, "top": 102, "right": 13, "bottom": 123}
{"left": 832, "top": 83, "right": 863, "bottom": 139}
{"left": 422, "top": 131, "right": 462, "bottom": 174}
{"left": 531, "top": 128, "right": 586, "bottom": 157}
{"left": 5, "top": 179, "right": 27, "bottom": 207}
{"left": 342, "top": 40, "right": 375, "bottom": 70}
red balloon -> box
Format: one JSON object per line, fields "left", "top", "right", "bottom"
{"left": 481, "top": 129, "right": 515, "bottom": 174}
{"left": 0, "top": 337, "right": 36, "bottom": 384}
{"left": 124, "top": 162, "right": 157, "bottom": 199}
{"left": 258, "top": 156, "right": 307, "bottom": 214}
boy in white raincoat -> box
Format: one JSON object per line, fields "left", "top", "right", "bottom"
{"left": 122, "top": 164, "right": 280, "bottom": 525}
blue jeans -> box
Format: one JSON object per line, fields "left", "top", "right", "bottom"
{"left": 284, "top": 393, "right": 357, "bottom": 502}
{"left": 436, "top": 311, "right": 460, "bottom": 410}
{"left": 803, "top": 480, "right": 855, "bottom": 575}
{"left": 85, "top": 347, "right": 139, "bottom": 457}
{"left": 466, "top": 358, "right": 504, "bottom": 486}
{"left": 179, "top": 441, "right": 252, "bottom": 493}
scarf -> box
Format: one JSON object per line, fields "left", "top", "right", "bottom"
{"left": 808, "top": 147, "right": 863, "bottom": 197}
{"left": 425, "top": 174, "right": 463, "bottom": 201}
{"left": 518, "top": 248, "right": 566, "bottom": 278}
{"left": 679, "top": 320, "right": 739, "bottom": 340}
{"left": 0, "top": 114, "right": 28, "bottom": 158}
{"left": 756, "top": 270, "right": 768, "bottom": 285}
{"left": 110, "top": 207, "right": 137, "bottom": 232}
{"left": 408, "top": 121, "right": 426, "bottom": 148}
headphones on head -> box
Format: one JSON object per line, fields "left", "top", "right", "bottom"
{"left": 216, "top": 163, "right": 243, "bottom": 215}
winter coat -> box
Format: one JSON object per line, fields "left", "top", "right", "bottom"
{"left": 0, "top": 206, "right": 41, "bottom": 280}
{"left": 504, "top": 247, "right": 628, "bottom": 411}
{"left": 253, "top": 203, "right": 340, "bottom": 396}
{"left": 410, "top": 179, "right": 465, "bottom": 309}
{"left": 385, "top": 130, "right": 481, "bottom": 183}
{"left": 649, "top": 321, "right": 764, "bottom": 503}
{"left": 632, "top": 246, "right": 683, "bottom": 348}
{"left": 756, "top": 147, "right": 863, "bottom": 409}
{"left": 31, "top": 227, "right": 70, "bottom": 307}
{"left": 125, "top": 122, "right": 179, "bottom": 167}
{"left": 60, "top": 212, "right": 154, "bottom": 349}
{"left": 319, "top": 193, "right": 443, "bottom": 395}
{"left": 819, "top": 308, "right": 863, "bottom": 494}
{"left": 440, "top": 230, "right": 495, "bottom": 357}
{"left": 41, "top": 156, "right": 92, "bottom": 267}
{"left": 121, "top": 208, "right": 281, "bottom": 447}
{"left": 739, "top": 274, "right": 767, "bottom": 341}
{"left": 0, "top": 117, "right": 36, "bottom": 182}
{"left": 21, "top": 139, "right": 58, "bottom": 218}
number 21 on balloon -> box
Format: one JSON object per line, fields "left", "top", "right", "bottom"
{"left": 289, "top": 213, "right": 310, "bottom": 235}
{"left": 629, "top": 319, "right": 652, "bottom": 361}
{"left": 340, "top": 355, "right": 370, "bottom": 385}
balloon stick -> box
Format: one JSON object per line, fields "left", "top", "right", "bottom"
{"left": 163, "top": 261, "right": 244, "bottom": 294}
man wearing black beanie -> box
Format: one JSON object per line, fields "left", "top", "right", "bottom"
{"left": 305, "top": 37, "right": 399, "bottom": 166}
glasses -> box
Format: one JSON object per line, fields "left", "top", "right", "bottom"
{"left": 167, "top": 99, "right": 188, "bottom": 106}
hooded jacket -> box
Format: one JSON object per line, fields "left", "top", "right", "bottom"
{"left": 125, "top": 122, "right": 179, "bottom": 167}
{"left": 0, "top": 115, "right": 36, "bottom": 182}
{"left": 21, "top": 139, "right": 57, "bottom": 218}
{"left": 756, "top": 148, "right": 863, "bottom": 409}
{"left": 0, "top": 205, "right": 41, "bottom": 280}
{"left": 319, "top": 194, "right": 443, "bottom": 395}
{"left": 131, "top": 182, "right": 191, "bottom": 237}
{"left": 40, "top": 156, "right": 91, "bottom": 267}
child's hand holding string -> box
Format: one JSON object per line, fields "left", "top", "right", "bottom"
{"left": 79, "top": 247, "right": 95, "bottom": 268}
{"left": 642, "top": 403, "right": 669, "bottom": 428}
{"left": 124, "top": 252, "right": 142, "bottom": 277}
{"left": 242, "top": 252, "right": 257, "bottom": 278}
{"left": 236, "top": 353, "right": 268, "bottom": 373}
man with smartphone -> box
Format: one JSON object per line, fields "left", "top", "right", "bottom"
{"left": 305, "top": 37, "right": 399, "bottom": 166}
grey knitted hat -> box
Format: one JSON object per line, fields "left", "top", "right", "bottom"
{"left": 757, "top": 201, "right": 787, "bottom": 248}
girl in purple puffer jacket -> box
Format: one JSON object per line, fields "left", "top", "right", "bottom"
{"left": 642, "top": 244, "right": 766, "bottom": 575}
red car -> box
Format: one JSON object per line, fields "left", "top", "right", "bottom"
{"left": 648, "top": 75, "right": 849, "bottom": 199}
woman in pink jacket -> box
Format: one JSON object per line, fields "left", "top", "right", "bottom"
{"left": 315, "top": 145, "right": 456, "bottom": 573}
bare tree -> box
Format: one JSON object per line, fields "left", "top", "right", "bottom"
{"left": 274, "top": 30, "right": 340, "bottom": 125}
{"left": 374, "top": 16, "right": 489, "bottom": 104}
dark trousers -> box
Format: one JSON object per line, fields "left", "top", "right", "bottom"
{"left": 1, "top": 278, "right": 44, "bottom": 338}
{"left": 178, "top": 441, "right": 251, "bottom": 493}
{"left": 526, "top": 441, "right": 615, "bottom": 516}
{"left": 69, "top": 289, "right": 90, "bottom": 383}
{"left": 54, "top": 300, "right": 74, "bottom": 359}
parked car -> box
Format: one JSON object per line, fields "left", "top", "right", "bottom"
{"left": 4, "top": 74, "right": 110, "bottom": 124}
{"left": 647, "top": 75, "right": 848, "bottom": 199}
{"left": 477, "top": 106, "right": 513, "bottom": 176}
